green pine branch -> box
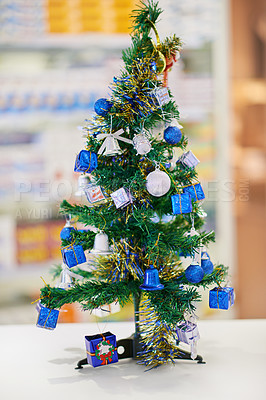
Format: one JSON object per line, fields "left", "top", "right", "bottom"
{"left": 40, "top": 279, "right": 140, "bottom": 311}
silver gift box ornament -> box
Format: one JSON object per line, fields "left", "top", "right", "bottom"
{"left": 111, "top": 187, "right": 134, "bottom": 208}
{"left": 176, "top": 321, "right": 200, "bottom": 345}
{"left": 153, "top": 87, "right": 171, "bottom": 106}
{"left": 178, "top": 150, "right": 200, "bottom": 168}
{"left": 176, "top": 321, "right": 200, "bottom": 360}
{"left": 84, "top": 184, "right": 106, "bottom": 204}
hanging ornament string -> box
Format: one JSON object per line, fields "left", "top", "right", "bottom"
{"left": 97, "top": 115, "right": 133, "bottom": 155}
{"left": 159, "top": 162, "right": 184, "bottom": 193}
{"left": 191, "top": 213, "right": 195, "bottom": 229}
{"left": 31, "top": 276, "right": 50, "bottom": 305}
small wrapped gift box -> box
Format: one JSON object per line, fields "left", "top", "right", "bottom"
{"left": 178, "top": 151, "right": 199, "bottom": 168}
{"left": 153, "top": 87, "right": 171, "bottom": 106}
{"left": 171, "top": 193, "right": 192, "bottom": 214}
{"left": 176, "top": 321, "right": 200, "bottom": 345}
{"left": 84, "top": 184, "right": 106, "bottom": 203}
{"left": 209, "top": 287, "right": 234, "bottom": 310}
{"left": 61, "top": 244, "right": 86, "bottom": 268}
{"left": 111, "top": 187, "right": 134, "bottom": 208}
{"left": 183, "top": 182, "right": 205, "bottom": 202}
{"left": 36, "top": 304, "right": 59, "bottom": 330}
{"left": 74, "top": 150, "right": 98, "bottom": 173}
{"left": 85, "top": 331, "right": 118, "bottom": 367}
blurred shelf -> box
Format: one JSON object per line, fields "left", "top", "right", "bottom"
{"left": 0, "top": 33, "right": 131, "bottom": 50}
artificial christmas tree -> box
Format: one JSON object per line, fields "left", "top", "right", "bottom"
{"left": 37, "top": 0, "right": 232, "bottom": 369}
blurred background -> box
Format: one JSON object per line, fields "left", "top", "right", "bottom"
{"left": 0, "top": 0, "right": 265, "bottom": 325}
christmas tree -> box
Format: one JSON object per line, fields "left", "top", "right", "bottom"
{"left": 37, "top": 0, "right": 233, "bottom": 369}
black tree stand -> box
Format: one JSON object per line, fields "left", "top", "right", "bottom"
{"left": 75, "top": 293, "right": 205, "bottom": 369}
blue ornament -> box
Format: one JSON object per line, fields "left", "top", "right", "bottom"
{"left": 36, "top": 305, "right": 59, "bottom": 330}
{"left": 201, "top": 256, "right": 214, "bottom": 275}
{"left": 209, "top": 287, "right": 234, "bottom": 310}
{"left": 85, "top": 332, "right": 118, "bottom": 367}
{"left": 61, "top": 244, "right": 86, "bottom": 268}
{"left": 171, "top": 193, "right": 192, "bottom": 214}
{"left": 201, "top": 251, "right": 210, "bottom": 259}
{"left": 60, "top": 219, "right": 75, "bottom": 241}
{"left": 164, "top": 126, "right": 182, "bottom": 145}
{"left": 94, "top": 98, "right": 112, "bottom": 116}
{"left": 74, "top": 150, "right": 97, "bottom": 173}
{"left": 60, "top": 226, "right": 74, "bottom": 241}
{"left": 140, "top": 265, "right": 164, "bottom": 291}
{"left": 185, "top": 262, "right": 204, "bottom": 283}
{"left": 183, "top": 183, "right": 205, "bottom": 202}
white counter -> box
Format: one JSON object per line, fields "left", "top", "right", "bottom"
{"left": 0, "top": 320, "right": 265, "bottom": 400}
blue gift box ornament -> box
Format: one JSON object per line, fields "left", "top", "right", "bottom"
{"left": 183, "top": 182, "right": 205, "bottom": 202}
{"left": 209, "top": 287, "right": 234, "bottom": 310}
{"left": 61, "top": 244, "right": 86, "bottom": 268}
{"left": 36, "top": 304, "right": 59, "bottom": 330}
{"left": 74, "top": 150, "right": 98, "bottom": 173}
{"left": 171, "top": 193, "right": 192, "bottom": 214}
{"left": 85, "top": 331, "right": 118, "bottom": 367}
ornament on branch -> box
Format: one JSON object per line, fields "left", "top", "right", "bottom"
{"left": 74, "top": 150, "right": 98, "bottom": 173}
{"left": 163, "top": 125, "right": 182, "bottom": 145}
{"left": 201, "top": 248, "right": 210, "bottom": 260}
{"left": 60, "top": 215, "right": 75, "bottom": 240}
{"left": 85, "top": 332, "right": 118, "bottom": 367}
{"left": 183, "top": 182, "right": 205, "bottom": 202}
{"left": 201, "top": 254, "right": 214, "bottom": 275}
{"left": 171, "top": 193, "right": 192, "bottom": 214}
{"left": 84, "top": 183, "right": 106, "bottom": 204}
{"left": 147, "top": 19, "right": 166, "bottom": 74}
{"left": 133, "top": 130, "right": 152, "bottom": 155}
{"left": 209, "top": 287, "right": 234, "bottom": 310}
{"left": 110, "top": 187, "right": 134, "bottom": 208}
{"left": 185, "top": 222, "right": 201, "bottom": 263}
{"left": 140, "top": 264, "right": 164, "bottom": 291}
{"left": 176, "top": 317, "right": 200, "bottom": 360}
{"left": 185, "top": 260, "right": 204, "bottom": 283}
{"left": 152, "top": 86, "right": 171, "bottom": 107}
{"left": 36, "top": 304, "right": 59, "bottom": 330}
{"left": 146, "top": 164, "right": 171, "bottom": 197}
{"left": 61, "top": 243, "right": 86, "bottom": 268}
{"left": 97, "top": 128, "right": 133, "bottom": 157}
{"left": 177, "top": 150, "right": 200, "bottom": 169}
{"left": 91, "top": 232, "right": 113, "bottom": 255}
{"left": 94, "top": 98, "right": 113, "bottom": 116}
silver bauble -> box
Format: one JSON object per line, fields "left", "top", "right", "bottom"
{"left": 133, "top": 132, "right": 151, "bottom": 155}
{"left": 146, "top": 169, "right": 171, "bottom": 197}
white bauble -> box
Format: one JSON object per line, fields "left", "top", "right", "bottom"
{"left": 133, "top": 132, "right": 151, "bottom": 155}
{"left": 146, "top": 170, "right": 171, "bottom": 197}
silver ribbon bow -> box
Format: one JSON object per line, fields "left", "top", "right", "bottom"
{"left": 97, "top": 129, "right": 133, "bottom": 155}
